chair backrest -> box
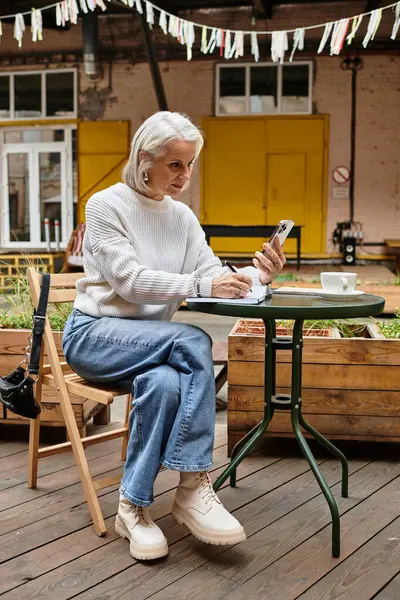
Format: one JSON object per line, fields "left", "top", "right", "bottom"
{"left": 27, "top": 269, "right": 83, "bottom": 306}
{"left": 26, "top": 268, "right": 84, "bottom": 380}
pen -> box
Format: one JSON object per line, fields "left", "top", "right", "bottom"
{"left": 225, "top": 261, "right": 252, "bottom": 292}
{"left": 225, "top": 261, "right": 238, "bottom": 273}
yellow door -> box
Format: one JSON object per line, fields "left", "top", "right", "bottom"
{"left": 265, "top": 117, "right": 327, "bottom": 254}
{"left": 201, "top": 116, "right": 328, "bottom": 255}
{"left": 201, "top": 118, "right": 266, "bottom": 254}
{"left": 77, "top": 121, "right": 130, "bottom": 222}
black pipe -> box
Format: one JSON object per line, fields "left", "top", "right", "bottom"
{"left": 137, "top": 12, "right": 168, "bottom": 111}
{"left": 349, "top": 67, "right": 357, "bottom": 223}
{"left": 82, "top": 11, "right": 101, "bottom": 79}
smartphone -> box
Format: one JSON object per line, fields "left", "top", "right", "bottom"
{"left": 265, "top": 220, "right": 295, "bottom": 250}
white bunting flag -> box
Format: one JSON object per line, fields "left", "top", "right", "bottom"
{"left": 271, "top": 30, "right": 288, "bottom": 63}
{"left": 159, "top": 10, "right": 168, "bottom": 34}
{"left": 224, "top": 30, "right": 232, "bottom": 59}
{"left": 146, "top": 2, "right": 154, "bottom": 28}
{"left": 201, "top": 25, "right": 207, "bottom": 53}
{"left": 69, "top": 0, "right": 79, "bottom": 24}
{"left": 290, "top": 27, "right": 305, "bottom": 61}
{"left": 363, "top": 9, "right": 382, "bottom": 47}
{"left": 185, "top": 21, "right": 195, "bottom": 60}
{"left": 31, "top": 8, "right": 43, "bottom": 42}
{"left": 347, "top": 15, "right": 363, "bottom": 44}
{"left": 206, "top": 27, "right": 217, "bottom": 53}
{"left": 14, "top": 13, "right": 25, "bottom": 47}
{"left": 391, "top": 2, "right": 400, "bottom": 39}
{"left": 251, "top": 31, "right": 259, "bottom": 62}
{"left": 79, "top": 0, "right": 88, "bottom": 13}
{"left": 330, "top": 18, "right": 349, "bottom": 55}
{"left": 317, "top": 22, "right": 333, "bottom": 53}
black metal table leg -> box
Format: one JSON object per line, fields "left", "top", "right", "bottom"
{"left": 290, "top": 319, "right": 343, "bottom": 557}
{"left": 213, "top": 320, "right": 275, "bottom": 491}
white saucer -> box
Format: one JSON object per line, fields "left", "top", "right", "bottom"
{"left": 273, "top": 287, "right": 365, "bottom": 300}
{"left": 316, "top": 289, "right": 365, "bottom": 300}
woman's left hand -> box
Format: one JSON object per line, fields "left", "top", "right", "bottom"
{"left": 253, "top": 237, "right": 286, "bottom": 285}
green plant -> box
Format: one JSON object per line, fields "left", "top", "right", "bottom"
{"left": 274, "top": 272, "right": 299, "bottom": 282}
{"left": 378, "top": 311, "right": 400, "bottom": 339}
{"left": 395, "top": 272, "right": 400, "bottom": 286}
{"left": 276, "top": 318, "right": 372, "bottom": 338}
{"left": 0, "top": 262, "right": 72, "bottom": 332}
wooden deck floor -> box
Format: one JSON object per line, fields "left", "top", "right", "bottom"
{"left": 0, "top": 422, "right": 399, "bottom": 600}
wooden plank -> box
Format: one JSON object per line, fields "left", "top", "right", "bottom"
{"left": 228, "top": 410, "right": 400, "bottom": 438}
{"left": 49, "top": 273, "right": 83, "bottom": 287}
{"left": 0, "top": 446, "right": 280, "bottom": 566}
{"left": 0, "top": 437, "right": 124, "bottom": 498}
{"left": 42, "top": 374, "right": 116, "bottom": 404}
{"left": 3, "top": 401, "right": 82, "bottom": 424}
{"left": 298, "top": 517, "right": 400, "bottom": 600}
{"left": 0, "top": 329, "right": 63, "bottom": 355}
{"left": 27, "top": 460, "right": 373, "bottom": 600}
{"left": 203, "top": 462, "right": 400, "bottom": 594}
{"left": 38, "top": 427, "right": 127, "bottom": 458}
{"left": 48, "top": 289, "right": 77, "bottom": 303}
{"left": 145, "top": 567, "right": 238, "bottom": 600}
{"left": 228, "top": 336, "right": 400, "bottom": 366}
{"left": 228, "top": 385, "right": 400, "bottom": 417}
{"left": 228, "top": 362, "right": 400, "bottom": 390}
{"left": 374, "top": 574, "right": 400, "bottom": 599}
{"left": 0, "top": 455, "right": 339, "bottom": 598}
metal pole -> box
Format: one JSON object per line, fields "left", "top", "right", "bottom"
{"left": 349, "top": 67, "right": 357, "bottom": 223}
{"left": 137, "top": 13, "right": 168, "bottom": 111}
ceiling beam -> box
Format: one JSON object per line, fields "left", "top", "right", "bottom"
{"left": 365, "top": 0, "right": 381, "bottom": 10}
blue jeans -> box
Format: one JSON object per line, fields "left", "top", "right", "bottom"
{"left": 62, "top": 309, "right": 216, "bottom": 506}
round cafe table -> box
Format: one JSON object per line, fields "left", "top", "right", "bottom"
{"left": 187, "top": 291, "right": 385, "bottom": 558}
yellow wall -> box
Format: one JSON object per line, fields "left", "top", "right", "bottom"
{"left": 77, "top": 120, "right": 130, "bottom": 222}
{"left": 201, "top": 115, "right": 328, "bottom": 254}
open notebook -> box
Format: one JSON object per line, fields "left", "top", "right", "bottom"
{"left": 186, "top": 285, "right": 271, "bottom": 305}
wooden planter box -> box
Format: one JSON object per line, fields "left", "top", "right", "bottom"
{"left": 0, "top": 329, "right": 110, "bottom": 436}
{"left": 228, "top": 319, "right": 400, "bottom": 453}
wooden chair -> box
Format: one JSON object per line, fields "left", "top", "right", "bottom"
{"left": 26, "top": 268, "right": 131, "bottom": 537}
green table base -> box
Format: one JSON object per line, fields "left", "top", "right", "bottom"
{"left": 212, "top": 318, "right": 348, "bottom": 558}
{"left": 189, "top": 292, "right": 385, "bottom": 559}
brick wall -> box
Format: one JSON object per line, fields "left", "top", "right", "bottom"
{"left": 0, "top": 3, "right": 399, "bottom": 251}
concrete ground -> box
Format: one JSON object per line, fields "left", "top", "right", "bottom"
{"left": 110, "top": 310, "right": 236, "bottom": 427}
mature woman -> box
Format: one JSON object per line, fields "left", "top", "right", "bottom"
{"left": 62, "top": 111, "right": 285, "bottom": 561}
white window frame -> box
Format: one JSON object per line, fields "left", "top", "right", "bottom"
{"left": 0, "top": 124, "right": 76, "bottom": 250}
{"left": 215, "top": 61, "right": 313, "bottom": 116}
{"left": 0, "top": 68, "right": 78, "bottom": 121}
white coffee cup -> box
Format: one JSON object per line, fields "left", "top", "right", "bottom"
{"left": 320, "top": 272, "right": 357, "bottom": 294}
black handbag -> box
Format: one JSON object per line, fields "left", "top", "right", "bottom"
{"left": 0, "top": 273, "right": 51, "bottom": 420}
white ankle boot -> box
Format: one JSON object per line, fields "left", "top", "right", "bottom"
{"left": 115, "top": 496, "right": 168, "bottom": 560}
{"left": 172, "top": 471, "right": 246, "bottom": 545}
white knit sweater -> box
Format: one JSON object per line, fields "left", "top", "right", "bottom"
{"left": 74, "top": 182, "right": 232, "bottom": 321}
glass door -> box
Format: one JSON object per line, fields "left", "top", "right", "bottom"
{"left": 1, "top": 134, "right": 72, "bottom": 249}
{"left": 2, "top": 148, "right": 33, "bottom": 245}
{"left": 34, "top": 145, "right": 67, "bottom": 247}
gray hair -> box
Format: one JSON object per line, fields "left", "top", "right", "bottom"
{"left": 122, "top": 111, "right": 204, "bottom": 194}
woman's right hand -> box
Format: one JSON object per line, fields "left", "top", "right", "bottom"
{"left": 211, "top": 273, "right": 253, "bottom": 298}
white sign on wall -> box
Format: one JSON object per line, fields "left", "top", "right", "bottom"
{"left": 333, "top": 186, "right": 349, "bottom": 199}
{"left": 332, "top": 166, "right": 351, "bottom": 184}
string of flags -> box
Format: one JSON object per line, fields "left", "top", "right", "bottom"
{"left": 1, "top": 0, "right": 400, "bottom": 62}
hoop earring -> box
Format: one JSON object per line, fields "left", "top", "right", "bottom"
{"left": 143, "top": 171, "right": 149, "bottom": 183}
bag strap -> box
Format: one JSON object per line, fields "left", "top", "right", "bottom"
{"left": 29, "top": 273, "right": 51, "bottom": 375}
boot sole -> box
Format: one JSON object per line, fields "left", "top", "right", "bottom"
{"left": 171, "top": 502, "right": 247, "bottom": 545}
{"left": 115, "top": 515, "right": 168, "bottom": 560}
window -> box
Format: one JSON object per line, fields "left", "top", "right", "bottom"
{"left": 0, "top": 69, "right": 77, "bottom": 120}
{"left": 216, "top": 62, "right": 312, "bottom": 116}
